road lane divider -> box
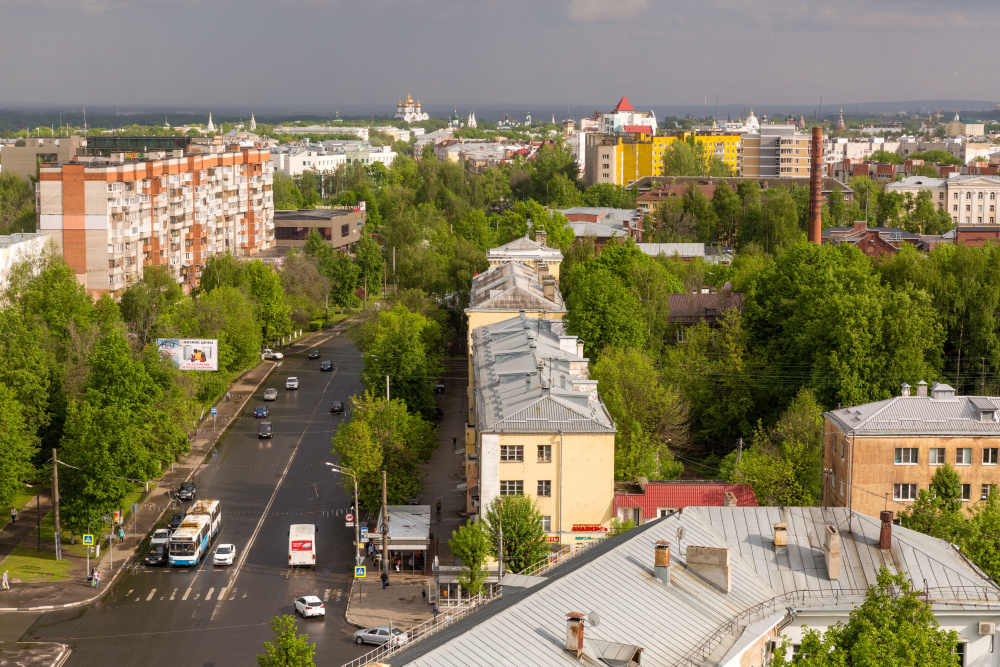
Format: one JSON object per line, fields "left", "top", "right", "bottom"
{"left": 146, "top": 589, "right": 156, "bottom": 602}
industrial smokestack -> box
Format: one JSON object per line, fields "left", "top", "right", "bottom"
{"left": 809, "top": 126, "right": 823, "bottom": 244}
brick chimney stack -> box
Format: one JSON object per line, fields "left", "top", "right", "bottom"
{"left": 879, "top": 511, "right": 893, "bottom": 550}
{"left": 809, "top": 126, "right": 823, "bottom": 244}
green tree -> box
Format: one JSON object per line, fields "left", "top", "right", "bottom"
{"left": 964, "top": 492, "right": 1000, "bottom": 583}
{"left": 0, "top": 172, "right": 37, "bottom": 233}
{"left": 913, "top": 164, "right": 940, "bottom": 178}
{"left": 662, "top": 135, "right": 733, "bottom": 177}
{"left": 257, "top": 615, "right": 316, "bottom": 667}
{"left": 0, "top": 384, "right": 36, "bottom": 507}
{"left": 565, "top": 267, "right": 646, "bottom": 359}
{"left": 869, "top": 149, "right": 903, "bottom": 164}
{"left": 272, "top": 173, "right": 304, "bottom": 210}
{"left": 355, "top": 233, "right": 384, "bottom": 297}
{"left": 772, "top": 568, "right": 961, "bottom": 667}
{"left": 245, "top": 260, "right": 293, "bottom": 340}
{"left": 608, "top": 517, "right": 637, "bottom": 537}
{"left": 448, "top": 520, "right": 491, "bottom": 595}
{"left": 900, "top": 464, "right": 966, "bottom": 542}
{"left": 583, "top": 183, "right": 636, "bottom": 208}
{"left": 482, "top": 495, "right": 550, "bottom": 574}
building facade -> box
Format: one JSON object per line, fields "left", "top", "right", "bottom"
{"left": 739, "top": 125, "right": 814, "bottom": 178}
{"left": 1, "top": 136, "right": 87, "bottom": 181}
{"left": 485, "top": 232, "right": 563, "bottom": 279}
{"left": 272, "top": 206, "right": 365, "bottom": 251}
{"left": 395, "top": 94, "right": 429, "bottom": 122}
{"left": 0, "top": 232, "right": 51, "bottom": 291}
{"left": 598, "top": 96, "right": 658, "bottom": 134}
{"left": 887, "top": 174, "right": 1000, "bottom": 225}
{"left": 37, "top": 141, "right": 274, "bottom": 297}
{"left": 584, "top": 132, "right": 741, "bottom": 187}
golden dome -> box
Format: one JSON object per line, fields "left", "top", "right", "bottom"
{"left": 405, "top": 93, "right": 414, "bottom": 105}
{"left": 398, "top": 99, "right": 402, "bottom": 107}
{"left": 416, "top": 99, "right": 421, "bottom": 107}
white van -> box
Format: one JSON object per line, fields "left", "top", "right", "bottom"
{"left": 288, "top": 524, "right": 316, "bottom": 567}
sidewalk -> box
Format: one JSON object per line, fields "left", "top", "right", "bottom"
{"left": 0, "top": 326, "right": 345, "bottom": 613}
{"left": 346, "top": 574, "right": 431, "bottom": 630}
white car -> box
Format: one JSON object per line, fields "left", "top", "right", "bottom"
{"left": 353, "top": 626, "right": 408, "bottom": 646}
{"left": 213, "top": 544, "right": 236, "bottom": 566}
{"left": 263, "top": 388, "right": 278, "bottom": 401}
{"left": 263, "top": 349, "right": 283, "bottom": 360}
{"left": 294, "top": 595, "right": 325, "bottom": 618}
{"left": 150, "top": 529, "right": 171, "bottom": 546}
{"left": 285, "top": 377, "right": 299, "bottom": 390}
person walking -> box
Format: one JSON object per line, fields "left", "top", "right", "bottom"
{"left": 380, "top": 571, "right": 388, "bottom": 590}
{"left": 10, "top": 507, "right": 16, "bottom": 524}
{"left": 94, "top": 570, "right": 100, "bottom": 589}
{"left": 118, "top": 527, "right": 125, "bottom": 544}
{"left": 452, "top": 435, "right": 457, "bottom": 447}
{"left": 433, "top": 604, "right": 439, "bottom": 619}
{"left": 436, "top": 498, "right": 441, "bottom": 515}
{"left": 2, "top": 570, "right": 9, "bottom": 590}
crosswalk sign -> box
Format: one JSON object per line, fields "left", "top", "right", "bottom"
{"left": 355, "top": 566, "right": 366, "bottom": 578}
{"left": 83, "top": 534, "right": 94, "bottom": 546}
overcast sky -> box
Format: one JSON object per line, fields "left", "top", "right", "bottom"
{"left": 2, "top": 0, "right": 996, "bottom": 111}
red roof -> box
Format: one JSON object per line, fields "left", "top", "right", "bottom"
{"left": 623, "top": 125, "right": 652, "bottom": 134}
{"left": 613, "top": 96, "right": 635, "bottom": 112}
{"left": 614, "top": 482, "right": 757, "bottom": 520}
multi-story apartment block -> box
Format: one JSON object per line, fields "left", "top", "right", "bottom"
{"left": 886, "top": 174, "right": 1000, "bottom": 225}
{"left": 0, "top": 136, "right": 87, "bottom": 181}
{"left": 739, "top": 126, "right": 814, "bottom": 178}
{"left": 584, "top": 132, "right": 740, "bottom": 187}
{"left": 37, "top": 138, "right": 274, "bottom": 297}
{"left": 824, "top": 381, "right": 1000, "bottom": 519}
{"left": 485, "top": 231, "right": 563, "bottom": 279}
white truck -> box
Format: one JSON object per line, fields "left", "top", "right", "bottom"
{"left": 288, "top": 524, "right": 316, "bottom": 567}
{"left": 263, "top": 348, "right": 283, "bottom": 360}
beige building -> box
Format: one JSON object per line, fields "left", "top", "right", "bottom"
{"left": 1, "top": 136, "right": 86, "bottom": 181}
{"left": 273, "top": 206, "right": 365, "bottom": 251}
{"left": 485, "top": 232, "right": 563, "bottom": 279}
{"left": 739, "top": 126, "right": 814, "bottom": 178}
{"left": 469, "top": 315, "right": 615, "bottom": 547}
{"left": 824, "top": 381, "right": 1000, "bottom": 519}
{"left": 887, "top": 174, "right": 1000, "bottom": 225}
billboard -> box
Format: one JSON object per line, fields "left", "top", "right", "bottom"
{"left": 156, "top": 338, "right": 219, "bottom": 371}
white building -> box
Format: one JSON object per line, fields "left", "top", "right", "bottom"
{"left": 0, "top": 233, "right": 51, "bottom": 291}
{"left": 599, "top": 96, "right": 658, "bottom": 134}
{"left": 269, "top": 143, "right": 395, "bottom": 177}
{"left": 395, "top": 94, "right": 429, "bottom": 123}
{"left": 887, "top": 174, "right": 1000, "bottom": 224}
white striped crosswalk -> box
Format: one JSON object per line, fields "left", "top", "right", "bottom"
{"left": 122, "top": 586, "right": 344, "bottom": 604}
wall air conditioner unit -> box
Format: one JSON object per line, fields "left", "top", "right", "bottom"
{"left": 979, "top": 621, "right": 995, "bottom": 635}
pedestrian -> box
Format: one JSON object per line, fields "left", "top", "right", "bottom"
{"left": 395, "top": 559, "right": 400, "bottom": 573}
{"left": 118, "top": 527, "right": 125, "bottom": 544}
{"left": 380, "top": 571, "right": 388, "bottom": 590}
{"left": 2, "top": 570, "right": 9, "bottom": 590}
{"left": 452, "top": 435, "right": 457, "bottom": 447}
{"left": 433, "top": 604, "right": 439, "bottom": 618}
{"left": 436, "top": 498, "right": 441, "bottom": 514}
{"left": 10, "top": 507, "right": 16, "bottom": 524}
{"left": 94, "top": 570, "right": 100, "bottom": 589}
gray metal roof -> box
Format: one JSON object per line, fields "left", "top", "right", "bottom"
{"left": 466, "top": 261, "right": 565, "bottom": 313}
{"left": 486, "top": 236, "right": 563, "bottom": 263}
{"left": 568, "top": 220, "right": 628, "bottom": 240}
{"left": 388, "top": 506, "right": 998, "bottom": 667}
{"left": 825, "top": 388, "right": 1000, "bottom": 435}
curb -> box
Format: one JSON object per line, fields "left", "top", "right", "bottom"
{"left": 344, "top": 576, "right": 364, "bottom": 629}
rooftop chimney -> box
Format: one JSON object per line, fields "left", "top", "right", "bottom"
{"left": 809, "top": 126, "right": 823, "bottom": 244}
{"left": 686, "top": 545, "right": 731, "bottom": 593}
{"left": 535, "top": 230, "right": 547, "bottom": 247}
{"left": 653, "top": 540, "right": 671, "bottom": 584}
{"left": 542, "top": 278, "right": 556, "bottom": 301}
{"left": 565, "top": 612, "right": 585, "bottom": 658}
{"left": 576, "top": 340, "right": 584, "bottom": 358}
{"left": 525, "top": 375, "right": 532, "bottom": 393}
{"left": 900, "top": 383, "right": 911, "bottom": 397}
{"left": 916, "top": 380, "right": 928, "bottom": 397}
{"left": 723, "top": 491, "right": 738, "bottom": 507}
{"left": 879, "top": 511, "right": 893, "bottom": 550}
{"left": 824, "top": 524, "right": 841, "bottom": 580}
{"left": 773, "top": 522, "right": 788, "bottom": 548}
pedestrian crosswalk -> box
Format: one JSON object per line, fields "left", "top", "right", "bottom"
{"left": 120, "top": 585, "right": 345, "bottom": 604}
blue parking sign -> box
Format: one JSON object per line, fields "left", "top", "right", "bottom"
{"left": 211, "top": 407, "right": 217, "bottom": 416}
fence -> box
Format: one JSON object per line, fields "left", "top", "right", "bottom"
{"left": 520, "top": 535, "right": 607, "bottom": 578}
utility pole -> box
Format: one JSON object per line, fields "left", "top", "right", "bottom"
{"left": 52, "top": 448, "right": 62, "bottom": 561}
{"left": 386, "top": 375, "right": 390, "bottom": 401}
{"left": 381, "top": 470, "right": 389, "bottom": 575}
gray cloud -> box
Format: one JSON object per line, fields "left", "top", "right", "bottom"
{"left": 567, "top": 0, "right": 649, "bottom": 22}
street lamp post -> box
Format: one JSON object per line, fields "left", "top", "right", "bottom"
{"left": 325, "top": 463, "right": 363, "bottom": 566}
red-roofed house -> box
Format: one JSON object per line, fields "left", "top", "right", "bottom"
{"left": 623, "top": 125, "right": 653, "bottom": 135}
{"left": 614, "top": 479, "right": 758, "bottom": 524}
{"left": 613, "top": 96, "right": 635, "bottom": 113}
{"left": 600, "top": 96, "right": 658, "bottom": 135}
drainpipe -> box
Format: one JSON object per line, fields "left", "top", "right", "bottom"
{"left": 848, "top": 430, "right": 855, "bottom": 513}
{"left": 559, "top": 430, "right": 564, "bottom": 551}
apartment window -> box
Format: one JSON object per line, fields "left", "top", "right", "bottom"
{"left": 966, "top": 204, "right": 971, "bottom": 212}
{"left": 602, "top": 163, "right": 610, "bottom": 169}
{"left": 962, "top": 484, "right": 971, "bottom": 502}
{"left": 993, "top": 193, "right": 997, "bottom": 200}
{"left": 929, "top": 448, "right": 945, "bottom": 465}
{"left": 982, "top": 484, "right": 996, "bottom": 500}
{"left": 954, "top": 192, "right": 959, "bottom": 199}
{"left": 541, "top": 516, "right": 551, "bottom": 532}
{"left": 537, "top": 445, "right": 552, "bottom": 462}
{"left": 499, "top": 445, "right": 523, "bottom": 462}
{"left": 340, "top": 223, "right": 349, "bottom": 237}
{"left": 499, "top": 480, "right": 523, "bottom": 496}
{"left": 984, "top": 448, "right": 999, "bottom": 465}
{"left": 956, "top": 642, "right": 967, "bottom": 667}
{"left": 537, "top": 480, "right": 552, "bottom": 497}
{"left": 978, "top": 192, "right": 984, "bottom": 200}
{"left": 894, "top": 448, "right": 918, "bottom": 464}
{"left": 893, "top": 483, "right": 918, "bottom": 501}
{"left": 939, "top": 192, "right": 944, "bottom": 200}
{"left": 992, "top": 206, "right": 996, "bottom": 212}
{"left": 966, "top": 192, "right": 972, "bottom": 199}
{"left": 840, "top": 438, "right": 845, "bottom": 459}
{"left": 957, "top": 448, "right": 972, "bottom": 465}
{"left": 953, "top": 204, "right": 959, "bottom": 212}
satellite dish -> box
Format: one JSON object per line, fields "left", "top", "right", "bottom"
{"left": 588, "top": 611, "right": 601, "bottom": 628}
{"left": 676, "top": 527, "right": 686, "bottom": 542}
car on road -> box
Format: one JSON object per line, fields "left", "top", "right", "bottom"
{"left": 286, "top": 377, "right": 299, "bottom": 390}
{"left": 434, "top": 380, "right": 445, "bottom": 394}
{"left": 254, "top": 404, "right": 269, "bottom": 418}
{"left": 150, "top": 528, "right": 171, "bottom": 546}
{"left": 144, "top": 544, "right": 168, "bottom": 566}
{"left": 263, "top": 348, "right": 283, "bottom": 360}
{"left": 263, "top": 388, "right": 278, "bottom": 401}
{"left": 308, "top": 349, "right": 320, "bottom": 359}
{"left": 319, "top": 361, "right": 333, "bottom": 372}
{"left": 213, "top": 544, "right": 236, "bottom": 566}
{"left": 353, "top": 626, "right": 408, "bottom": 646}
{"left": 259, "top": 421, "right": 273, "bottom": 439}
{"left": 177, "top": 482, "right": 196, "bottom": 501}
{"left": 330, "top": 401, "right": 345, "bottom": 414}
{"left": 294, "top": 596, "right": 325, "bottom": 618}
{"left": 168, "top": 512, "right": 186, "bottom": 531}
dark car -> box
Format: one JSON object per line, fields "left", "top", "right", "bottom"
{"left": 254, "top": 404, "right": 269, "bottom": 419}
{"left": 177, "top": 482, "right": 196, "bottom": 501}
{"left": 308, "top": 349, "right": 321, "bottom": 359}
{"left": 330, "top": 401, "right": 345, "bottom": 414}
{"left": 259, "top": 421, "right": 273, "bottom": 439}
{"left": 145, "top": 544, "right": 168, "bottom": 566}
{"left": 168, "top": 512, "right": 186, "bottom": 531}
{"left": 320, "top": 361, "right": 334, "bottom": 372}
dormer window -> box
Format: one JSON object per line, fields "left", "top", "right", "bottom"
{"left": 983, "top": 410, "right": 997, "bottom": 422}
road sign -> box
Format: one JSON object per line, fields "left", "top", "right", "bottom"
{"left": 355, "top": 566, "right": 366, "bottom": 578}
{"left": 211, "top": 406, "right": 217, "bottom": 416}
{"left": 360, "top": 527, "right": 368, "bottom": 542}
{"left": 83, "top": 534, "right": 94, "bottom": 546}
{"left": 345, "top": 512, "right": 354, "bottom": 527}
{"left": 113, "top": 511, "right": 120, "bottom": 524}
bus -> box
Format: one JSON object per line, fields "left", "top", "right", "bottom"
{"left": 288, "top": 524, "right": 316, "bottom": 567}
{"left": 187, "top": 499, "right": 222, "bottom": 539}
{"left": 169, "top": 515, "right": 213, "bottom": 566}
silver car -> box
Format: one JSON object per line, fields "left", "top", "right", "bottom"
{"left": 285, "top": 377, "right": 299, "bottom": 390}
{"left": 353, "top": 626, "right": 408, "bottom": 646}
{"left": 263, "top": 388, "right": 278, "bottom": 401}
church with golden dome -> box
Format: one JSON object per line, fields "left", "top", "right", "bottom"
{"left": 395, "top": 94, "right": 429, "bottom": 122}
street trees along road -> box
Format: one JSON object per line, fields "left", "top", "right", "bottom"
{"left": 483, "top": 495, "right": 549, "bottom": 575}
{"left": 448, "top": 520, "right": 490, "bottom": 596}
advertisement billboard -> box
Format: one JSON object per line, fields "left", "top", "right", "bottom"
{"left": 156, "top": 338, "right": 219, "bottom": 371}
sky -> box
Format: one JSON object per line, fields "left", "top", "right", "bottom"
{"left": 1, "top": 0, "right": 997, "bottom": 112}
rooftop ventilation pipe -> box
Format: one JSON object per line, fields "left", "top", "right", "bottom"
{"left": 653, "top": 541, "right": 671, "bottom": 585}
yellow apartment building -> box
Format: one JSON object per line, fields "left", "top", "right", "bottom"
{"left": 824, "top": 381, "right": 1000, "bottom": 519}
{"left": 469, "top": 315, "right": 615, "bottom": 548}
{"left": 584, "top": 132, "right": 741, "bottom": 187}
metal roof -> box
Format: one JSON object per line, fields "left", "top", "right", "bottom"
{"left": 825, "top": 389, "right": 1000, "bottom": 435}
{"left": 466, "top": 261, "right": 565, "bottom": 313}
{"left": 486, "top": 236, "right": 563, "bottom": 263}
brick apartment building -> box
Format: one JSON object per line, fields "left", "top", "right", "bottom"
{"left": 37, "top": 138, "right": 274, "bottom": 297}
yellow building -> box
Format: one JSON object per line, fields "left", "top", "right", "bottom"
{"left": 584, "top": 132, "right": 741, "bottom": 187}
{"left": 484, "top": 232, "right": 563, "bottom": 279}
{"left": 469, "top": 315, "right": 615, "bottom": 548}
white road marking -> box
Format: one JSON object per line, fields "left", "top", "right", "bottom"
{"left": 205, "top": 587, "right": 215, "bottom": 601}
{"left": 146, "top": 589, "right": 157, "bottom": 602}
{"left": 323, "top": 588, "right": 331, "bottom": 602}
{"left": 170, "top": 588, "right": 177, "bottom": 600}
{"left": 335, "top": 589, "right": 342, "bottom": 602}
{"left": 134, "top": 597, "right": 140, "bottom": 602}
{"left": 125, "top": 589, "right": 133, "bottom": 598}
{"left": 182, "top": 586, "right": 193, "bottom": 601}
{"left": 194, "top": 593, "right": 200, "bottom": 600}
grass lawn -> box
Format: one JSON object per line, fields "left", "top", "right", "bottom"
{"left": 0, "top": 544, "right": 73, "bottom": 583}
{"left": 9, "top": 484, "right": 37, "bottom": 513}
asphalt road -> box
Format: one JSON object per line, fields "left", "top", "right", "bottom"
{"left": 22, "top": 334, "right": 372, "bottom": 667}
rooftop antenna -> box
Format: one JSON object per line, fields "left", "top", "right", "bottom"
{"left": 83, "top": 107, "right": 87, "bottom": 135}
{"left": 676, "top": 526, "right": 685, "bottom": 552}
{"left": 715, "top": 92, "right": 718, "bottom": 124}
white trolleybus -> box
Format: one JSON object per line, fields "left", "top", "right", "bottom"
{"left": 288, "top": 524, "right": 317, "bottom": 567}
{"left": 168, "top": 499, "right": 222, "bottom": 566}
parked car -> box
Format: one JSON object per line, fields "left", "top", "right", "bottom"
{"left": 263, "top": 388, "right": 278, "bottom": 401}
{"left": 353, "top": 626, "right": 408, "bottom": 646}
{"left": 263, "top": 348, "right": 283, "bottom": 360}
{"left": 286, "top": 377, "right": 299, "bottom": 390}
{"left": 150, "top": 528, "right": 171, "bottom": 546}
{"left": 294, "top": 595, "right": 325, "bottom": 618}
{"left": 213, "top": 544, "right": 236, "bottom": 566}
{"left": 254, "top": 404, "right": 269, "bottom": 418}
{"left": 320, "top": 361, "right": 333, "bottom": 372}
{"left": 308, "top": 349, "right": 321, "bottom": 359}
{"left": 177, "top": 482, "right": 196, "bottom": 501}
{"left": 434, "top": 380, "right": 445, "bottom": 394}
{"left": 144, "top": 544, "right": 168, "bottom": 566}
{"left": 259, "top": 421, "right": 273, "bottom": 439}
{"left": 168, "top": 512, "right": 186, "bottom": 531}
{"left": 330, "top": 401, "right": 345, "bottom": 414}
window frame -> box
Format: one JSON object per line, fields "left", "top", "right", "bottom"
{"left": 894, "top": 447, "right": 919, "bottom": 465}
{"left": 537, "top": 445, "right": 552, "bottom": 463}
{"left": 893, "top": 483, "right": 918, "bottom": 501}
{"left": 499, "top": 445, "right": 524, "bottom": 463}
{"left": 962, "top": 484, "right": 971, "bottom": 502}
{"left": 536, "top": 480, "right": 552, "bottom": 497}
{"left": 929, "top": 448, "right": 946, "bottom": 465}
{"left": 984, "top": 448, "right": 999, "bottom": 465}
{"left": 957, "top": 448, "right": 972, "bottom": 466}
{"left": 499, "top": 480, "right": 523, "bottom": 496}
